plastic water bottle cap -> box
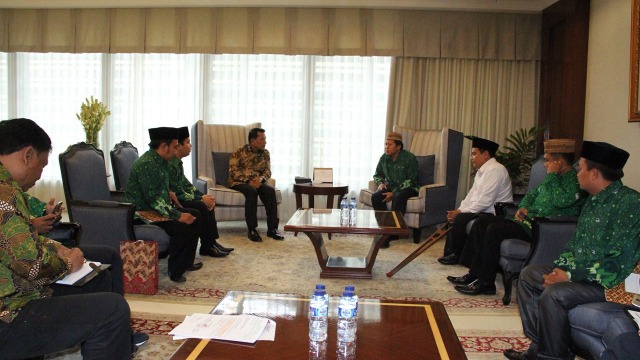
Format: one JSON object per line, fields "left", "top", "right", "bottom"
{"left": 344, "top": 285, "right": 355, "bottom": 291}
{"left": 342, "top": 291, "right": 354, "bottom": 297}
{"left": 315, "top": 284, "right": 326, "bottom": 290}
{"left": 314, "top": 290, "right": 325, "bottom": 296}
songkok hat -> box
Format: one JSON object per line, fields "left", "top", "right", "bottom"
{"left": 468, "top": 136, "right": 499, "bottom": 153}
{"left": 148, "top": 127, "right": 178, "bottom": 141}
{"left": 386, "top": 132, "right": 402, "bottom": 142}
{"left": 544, "top": 139, "right": 575, "bottom": 153}
{"left": 177, "top": 126, "right": 189, "bottom": 142}
{"left": 581, "top": 141, "right": 629, "bottom": 170}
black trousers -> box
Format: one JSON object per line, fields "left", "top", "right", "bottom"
{"left": 517, "top": 264, "right": 606, "bottom": 360}
{"left": 443, "top": 212, "right": 492, "bottom": 258}
{"left": 0, "top": 246, "right": 131, "bottom": 360}
{"left": 151, "top": 208, "right": 200, "bottom": 277}
{"left": 181, "top": 199, "right": 220, "bottom": 250}
{"left": 461, "top": 216, "right": 530, "bottom": 277}
{"left": 232, "top": 183, "right": 279, "bottom": 231}
{"left": 371, "top": 188, "right": 418, "bottom": 215}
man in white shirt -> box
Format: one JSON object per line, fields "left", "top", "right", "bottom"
{"left": 437, "top": 136, "right": 513, "bottom": 265}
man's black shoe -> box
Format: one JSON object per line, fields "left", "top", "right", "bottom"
{"left": 380, "top": 239, "right": 390, "bottom": 249}
{"left": 214, "top": 240, "right": 234, "bottom": 252}
{"left": 447, "top": 273, "right": 477, "bottom": 285}
{"left": 169, "top": 273, "right": 186, "bottom": 283}
{"left": 454, "top": 280, "right": 496, "bottom": 295}
{"left": 503, "top": 349, "right": 532, "bottom": 360}
{"left": 133, "top": 332, "right": 149, "bottom": 347}
{"left": 199, "top": 246, "right": 229, "bottom": 257}
{"left": 248, "top": 229, "right": 263, "bottom": 242}
{"left": 437, "top": 253, "right": 459, "bottom": 265}
{"left": 187, "top": 262, "right": 203, "bottom": 271}
{"left": 266, "top": 229, "right": 285, "bottom": 240}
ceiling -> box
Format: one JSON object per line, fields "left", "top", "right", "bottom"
{"left": 0, "top": 0, "right": 559, "bottom": 13}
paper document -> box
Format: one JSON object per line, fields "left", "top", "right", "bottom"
{"left": 170, "top": 313, "right": 274, "bottom": 343}
{"left": 626, "top": 309, "right": 640, "bottom": 335}
{"left": 313, "top": 168, "right": 333, "bottom": 183}
{"left": 55, "top": 261, "right": 101, "bottom": 285}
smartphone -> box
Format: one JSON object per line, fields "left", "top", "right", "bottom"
{"left": 52, "top": 201, "right": 63, "bottom": 227}
{"left": 52, "top": 201, "right": 63, "bottom": 214}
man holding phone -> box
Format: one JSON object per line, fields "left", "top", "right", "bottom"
{"left": 28, "top": 196, "right": 63, "bottom": 234}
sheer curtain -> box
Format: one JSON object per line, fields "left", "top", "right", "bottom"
{"left": 0, "top": 52, "right": 391, "bottom": 221}
{"left": 205, "top": 54, "right": 391, "bottom": 218}
{"left": 387, "top": 57, "right": 538, "bottom": 203}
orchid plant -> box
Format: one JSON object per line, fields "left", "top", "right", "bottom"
{"left": 76, "top": 96, "right": 110, "bottom": 147}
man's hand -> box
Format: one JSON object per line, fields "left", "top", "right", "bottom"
{"left": 32, "top": 214, "right": 58, "bottom": 234}
{"left": 542, "top": 268, "right": 570, "bottom": 287}
{"left": 44, "top": 197, "right": 58, "bottom": 214}
{"left": 202, "top": 195, "right": 216, "bottom": 211}
{"left": 178, "top": 212, "right": 196, "bottom": 224}
{"left": 514, "top": 208, "right": 529, "bottom": 222}
{"left": 169, "top": 191, "right": 183, "bottom": 208}
{"left": 249, "top": 177, "right": 262, "bottom": 189}
{"left": 377, "top": 183, "right": 387, "bottom": 192}
{"left": 59, "top": 247, "right": 84, "bottom": 273}
{"left": 383, "top": 191, "right": 394, "bottom": 203}
{"left": 446, "top": 209, "right": 461, "bottom": 223}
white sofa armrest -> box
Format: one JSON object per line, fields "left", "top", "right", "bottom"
{"left": 368, "top": 180, "right": 377, "bottom": 192}
{"left": 198, "top": 175, "right": 215, "bottom": 194}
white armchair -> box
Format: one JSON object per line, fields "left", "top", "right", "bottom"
{"left": 191, "top": 120, "right": 282, "bottom": 222}
{"left": 359, "top": 126, "right": 463, "bottom": 243}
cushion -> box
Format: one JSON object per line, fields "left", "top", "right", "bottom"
{"left": 416, "top": 155, "right": 435, "bottom": 186}
{"left": 212, "top": 152, "right": 231, "bottom": 186}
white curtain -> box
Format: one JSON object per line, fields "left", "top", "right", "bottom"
{"left": 0, "top": 52, "right": 391, "bottom": 221}
{"left": 205, "top": 54, "right": 391, "bottom": 219}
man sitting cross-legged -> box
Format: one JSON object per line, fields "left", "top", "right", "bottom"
{"left": 449, "top": 139, "right": 585, "bottom": 296}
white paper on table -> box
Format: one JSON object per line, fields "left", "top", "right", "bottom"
{"left": 259, "top": 319, "right": 276, "bottom": 341}
{"left": 169, "top": 313, "right": 270, "bottom": 343}
{"left": 55, "top": 261, "right": 101, "bottom": 285}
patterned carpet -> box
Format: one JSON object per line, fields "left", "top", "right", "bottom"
{"left": 51, "top": 222, "right": 530, "bottom": 359}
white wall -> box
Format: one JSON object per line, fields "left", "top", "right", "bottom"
{"left": 585, "top": 0, "right": 640, "bottom": 190}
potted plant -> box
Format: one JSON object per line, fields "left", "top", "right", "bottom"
{"left": 495, "top": 126, "right": 544, "bottom": 194}
{"left": 76, "top": 96, "right": 110, "bottom": 148}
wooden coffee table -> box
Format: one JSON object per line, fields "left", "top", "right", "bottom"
{"left": 284, "top": 209, "right": 409, "bottom": 279}
{"left": 170, "top": 290, "right": 466, "bottom": 360}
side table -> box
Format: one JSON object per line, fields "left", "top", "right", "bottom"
{"left": 293, "top": 183, "right": 349, "bottom": 239}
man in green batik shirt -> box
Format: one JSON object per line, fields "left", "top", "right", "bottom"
{"left": 451, "top": 139, "right": 586, "bottom": 296}
{"left": 125, "top": 127, "right": 202, "bottom": 283}
{"left": 169, "top": 126, "right": 232, "bottom": 258}
{"left": 371, "top": 131, "right": 419, "bottom": 248}
{"left": 504, "top": 141, "right": 640, "bottom": 360}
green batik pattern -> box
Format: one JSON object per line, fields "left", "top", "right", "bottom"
{"left": 515, "top": 169, "right": 585, "bottom": 230}
{"left": 373, "top": 149, "right": 419, "bottom": 194}
{"left": 168, "top": 158, "right": 202, "bottom": 202}
{"left": 554, "top": 180, "right": 640, "bottom": 288}
{"left": 125, "top": 150, "right": 182, "bottom": 220}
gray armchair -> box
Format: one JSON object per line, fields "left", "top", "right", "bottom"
{"left": 110, "top": 141, "right": 139, "bottom": 192}
{"left": 359, "top": 126, "right": 463, "bottom": 243}
{"left": 191, "top": 120, "right": 282, "bottom": 222}
{"left": 59, "top": 142, "right": 170, "bottom": 253}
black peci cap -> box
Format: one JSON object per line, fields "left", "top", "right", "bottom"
{"left": 581, "top": 141, "right": 629, "bottom": 170}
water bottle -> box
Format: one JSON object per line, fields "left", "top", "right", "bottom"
{"left": 337, "top": 291, "right": 356, "bottom": 342}
{"left": 336, "top": 340, "right": 356, "bottom": 360}
{"left": 309, "top": 289, "right": 328, "bottom": 341}
{"left": 340, "top": 197, "right": 349, "bottom": 226}
{"left": 315, "top": 284, "right": 330, "bottom": 309}
{"left": 309, "top": 340, "right": 327, "bottom": 360}
{"left": 344, "top": 285, "right": 358, "bottom": 318}
{"left": 349, "top": 197, "right": 357, "bottom": 226}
